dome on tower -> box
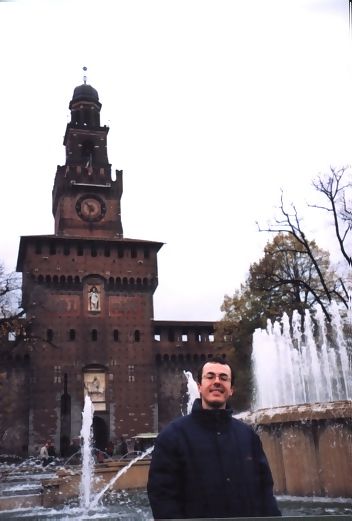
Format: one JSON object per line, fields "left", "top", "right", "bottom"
{"left": 71, "top": 83, "right": 99, "bottom": 103}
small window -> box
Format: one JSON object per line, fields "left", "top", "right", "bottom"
{"left": 91, "top": 329, "right": 98, "bottom": 341}
{"left": 143, "top": 247, "right": 150, "bottom": 259}
{"left": 128, "top": 375, "right": 135, "bottom": 383}
{"left": 49, "top": 244, "right": 56, "bottom": 255}
{"left": 134, "top": 330, "right": 140, "bottom": 342}
{"left": 104, "top": 246, "right": 110, "bottom": 257}
{"left": 113, "top": 329, "right": 119, "bottom": 342}
{"left": 47, "top": 329, "right": 54, "bottom": 342}
{"left": 154, "top": 334, "right": 161, "bottom": 342}
{"left": 168, "top": 329, "right": 175, "bottom": 342}
{"left": 182, "top": 334, "right": 188, "bottom": 342}
{"left": 8, "top": 331, "right": 16, "bottom": 342}
{"left": 35, "top": 242, "right": 42, "bottom": 254}
{"left": 91, "top": 246, "right": 97, "bottom": 257}
{"left": 64, "top": 245, "right": 70, "bottom": 256}
{"left": 131, "top": 247, "right": 137, "bottom": 258}
{"left": 77, "top": 245, "right": 84, "bottom": 256}
{"left": 69, "top": 329, "right": 76, "bottom": 341}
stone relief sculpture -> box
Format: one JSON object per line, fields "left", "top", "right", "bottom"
{"left": 84, "top": 373, "right": 106, "bottom": 410}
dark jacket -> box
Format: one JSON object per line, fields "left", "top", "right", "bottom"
{"left": 147, "top": 399, "right": 281, "bottom": 519}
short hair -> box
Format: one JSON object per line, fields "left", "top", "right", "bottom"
{"left": 197, "top": 356, "right": 235, "bottom": 386}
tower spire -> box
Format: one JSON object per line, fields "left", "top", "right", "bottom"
{"left": 83, "top": 66, "right": 87, "bottom": 85}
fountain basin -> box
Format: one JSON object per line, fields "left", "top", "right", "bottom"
{"left": 42, "top": 458, "right": 151, "bottom": 507}
{"left": 0, "top": 458, "right": 151, "bottom": 511}
{"left": 244, "top": 400, "right": 352, "bottom": 498}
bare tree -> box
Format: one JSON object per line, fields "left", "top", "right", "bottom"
{"left": 0, "top": 263, "right": 25, "bottom": 345}
{"left": 257, "top": 167, "right": 352, "bottom": 321}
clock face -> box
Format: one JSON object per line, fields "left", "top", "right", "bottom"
{"left": 76, "top": 196, "right": 106, "bottom": 222}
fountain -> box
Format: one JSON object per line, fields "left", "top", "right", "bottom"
{"left": 183, "top": 370, "right": 200, "bottom": 413}
{"left": 0, "top": 360, "right": 352, "bottom": 517}
{"left": 0, "top": 394, "right": 154, "bottom": 518}
{"left": 252, "top": 304, "right": 352, "bottom": 408}
{"left": 79, "top": 395, "right": 95, "bottom": 510}
{"left": 249, "top": 303, "right": 352, "bottom": 498}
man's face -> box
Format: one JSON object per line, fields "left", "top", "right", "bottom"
{"left": 197, "top": 362, "right": 234, "bottom": 410}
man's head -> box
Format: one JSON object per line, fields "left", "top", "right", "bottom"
{"left": 197, "top": 357, "right": 235, "bottom": 410}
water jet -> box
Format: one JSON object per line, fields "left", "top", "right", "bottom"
{"left": 249, "top": 305, "right": 352, "bottom": 498}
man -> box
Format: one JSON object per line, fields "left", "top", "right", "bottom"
{"left": 47, "top": 440, "right": 56, "bottom": 463}
{"left": 147, "top": 357, "right": 281, "bottom": 519}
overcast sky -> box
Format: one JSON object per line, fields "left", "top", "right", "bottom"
{"left": 0, "top": 0, "right": 351, "bottom": 321}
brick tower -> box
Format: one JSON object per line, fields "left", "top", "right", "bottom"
{"left": 16, "top": 80, "right": 162, "bottom": 454}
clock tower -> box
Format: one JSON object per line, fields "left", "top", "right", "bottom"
{"left": 16, "top": 79, "right": 163, "bottom": 454}
{"left": 52, "top": 81, "right": 123, "bottom": 239}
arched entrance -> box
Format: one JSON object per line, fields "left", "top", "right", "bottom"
{"left": 92, "top": 415, "right": 109, "bottom": 451}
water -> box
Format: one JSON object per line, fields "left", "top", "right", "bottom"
{"left": 79, "top": 395, "right": 95, "bottom": 509}
{"left": 90, "top": 447, "right": 153, "bottom": 508}
{"left": 252, "top": 304, "right": 352, "bottom": 409}
{"left": 78, "top": 395, "right": 153, "bottom": 511}
{"left": 0, "top": 489, "right": 351, "bottom": 519}
{"left": 1, "top": 354, "right": 351, "bottom": 518}
{"left": 183, "top": 370, "right": 199, "bottom": 413}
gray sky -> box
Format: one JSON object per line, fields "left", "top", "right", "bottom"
{"left": 0, "top": 0, "right": 351, "bottom": 321}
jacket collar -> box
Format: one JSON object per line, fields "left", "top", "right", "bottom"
{"left": 191, "top": 398, "right": 233, "bottom": 419}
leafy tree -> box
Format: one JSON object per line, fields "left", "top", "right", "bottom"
{"left": 247, "top": 233, "right": 337, "bottom": 323}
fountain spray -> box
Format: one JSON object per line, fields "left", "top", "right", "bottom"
{"left": 79, "top": 394, "right": 95, "bottom": 509}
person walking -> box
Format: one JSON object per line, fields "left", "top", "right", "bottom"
{"left": 39, "top": 442, "right": 49, "bottom": 467}
{"left": 147, "top": 357, "right": 281, "bottom": 519}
